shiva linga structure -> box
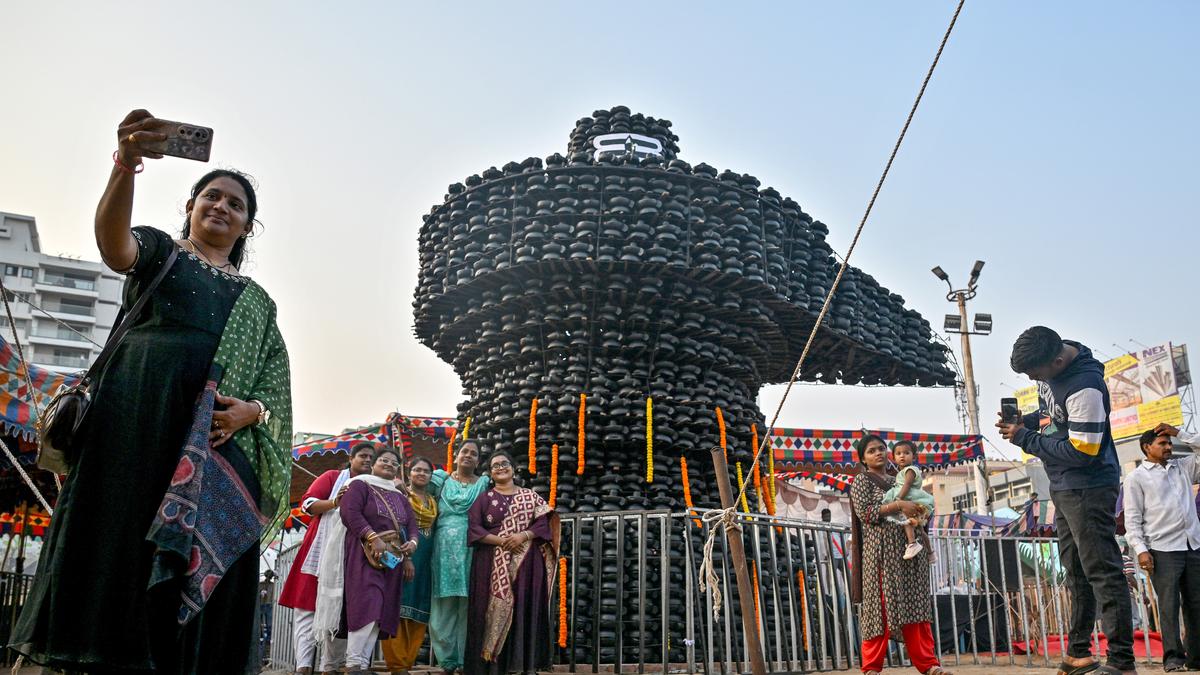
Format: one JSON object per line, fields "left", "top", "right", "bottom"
{"left": 413, "top": 105, "right": 955, "bottom": 664}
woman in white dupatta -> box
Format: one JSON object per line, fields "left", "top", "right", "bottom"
{"left": 315, "top": 446, "right": 418, "bottom": 675}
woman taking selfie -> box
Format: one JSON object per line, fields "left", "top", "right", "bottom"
{"left": 11, "top": 109, "right": 292, "bottom": 674}
{"left": 463, "top": 451, "right": 558, "bottom": 675}
{"left": 850, "top": 434, "right": 951, "bottom": 675}
{"left": 315, "top": 446, "right": 418, "bottom": 675}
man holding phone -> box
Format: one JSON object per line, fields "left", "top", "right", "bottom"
{"left": 1123, "top": 423, "right": 1200, "bottom": 672}
{"left": 997, "top": 326, "right": 1134, "bottom": 675}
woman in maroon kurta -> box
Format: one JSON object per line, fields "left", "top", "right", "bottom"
{"left": 338, "top": 447, "right": 419, "bottom": 674}
{"left": 464, "top": 451, "right": 559, "bottom": 675}
{"left": 279, "top": 442, "right": 374, "bottom": 674}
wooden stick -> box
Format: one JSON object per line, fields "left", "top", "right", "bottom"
{"left": 709, "top": 447, "right": 768, "bottom": 675}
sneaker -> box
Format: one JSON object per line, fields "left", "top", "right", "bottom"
{"left": 904, "top": 542, "right": 923, "bottom": 560}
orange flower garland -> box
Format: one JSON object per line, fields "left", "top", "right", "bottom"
{"left": 558, "top": 556, "right": 568, "bottom": 648}
{"left": 528, "top": 398, "right": 538, "bottom": 474}
{"left": 735, "top": 462, "right": 750, "bottom": 512}
{"left": 645, "top": 397, "right": 653, "bottom": 483}
{"left": 751, "top": 562, "right": 763, "bottom": 635}
{"left": 549, "top": 443, "right": 559, "bottom": 509}
{"left": 751, "top": 459, "right": 764, "bottom": 512}
{"left": 681, "top": 456, "right": 700, "bottom": 528}
{"left": 446, "top": 428, "right": 457, "bottom": 471}
{"left": 576, "top": 393, "right": 587, "bottom": 475}
{"left": 715, "top": 406, "right": 727, "bottom": 464}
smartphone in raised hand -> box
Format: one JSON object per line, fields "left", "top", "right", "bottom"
{"left": 1000, "top": 397, "right": 1020, "bottom": 423}
{"left": 142, "top": 118, "right": 213, "bottom": 162}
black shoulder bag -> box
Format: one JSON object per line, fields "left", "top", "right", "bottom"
{"left": 37, "top": 246, "right": 180, "bottom": 473}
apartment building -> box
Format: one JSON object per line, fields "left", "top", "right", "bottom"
{"left": 0, "top": 211, "right": 122, "bottom": 373}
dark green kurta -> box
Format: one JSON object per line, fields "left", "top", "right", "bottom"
{"left": 11, "top": 227, "right": 261, "bottom": 674}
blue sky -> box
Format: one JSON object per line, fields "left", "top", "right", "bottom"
{"left": 1, "top": 2, "right": 1196, "bottom": 458}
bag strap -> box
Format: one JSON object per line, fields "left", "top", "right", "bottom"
{"left": 368, "top": 485, "right": 403, "bottom": 534}
{"left": 83, "top": 245, "right": 180, "bottom": 384}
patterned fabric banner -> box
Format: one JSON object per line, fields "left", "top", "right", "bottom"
{"left": 773, "top": 470, "right": 855, "bottom": 494}
{"left": 291, "top": 424, "right": 392, "bottom": 460}
{"left": 999, "top": 497, "right": 1056, "bottom": 537}
{"left": 0, "top": 335, "right": 80, "bottom": 443}
{"left": 0, "top": 508, "right": 51, "bottom": 536}
{"left": 770, "top": 427, "right": 983, "bottom": 470}
{"left": 389, "top": 414, "right": 458, "bottom": 459}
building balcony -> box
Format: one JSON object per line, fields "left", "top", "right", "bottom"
{"left": 42, "top": 306, "right": 96, "bottom": 323}
{"left": 36, "top": 277, "right": 100, "bottom": 299}
{"left": 28, "top": 330, "right": 96, "bottom": 349}
{"left": 37, "top": 354, "right": 91, "bottom": 369}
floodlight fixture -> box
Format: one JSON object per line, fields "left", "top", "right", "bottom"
{"left": 944, "top": 314, "right": 963, "bottom": 332}
{"left": 931, "top": 266, "right": 949, "bottom": 282}
{"left": 973, "top": 313, "right": 993, "bottom": 334}
{"left": 968, "top": 260, "right": 985, "bottom": 287}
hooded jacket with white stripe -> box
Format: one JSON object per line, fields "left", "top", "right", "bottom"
{"left": 1014, "top": 341, "right": 1121, "bottom": 491}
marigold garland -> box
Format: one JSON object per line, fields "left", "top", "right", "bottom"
{"left": 751, "top": 459, "right": 764, "bottom": 513}
{"left": 715, "top": 406, "right": 728, "bottom": 464}
{"left": 462, "top": 416, "right": 472, "bottom": 440}
{"left": 752, "top": 424, "right": 775, "bottom": 515}
{"left": 765, "top": 426, "right": 777, "bottom": 515}
{"left": 645, "top": 397, "right": 654, "bottom": 483}
{"left": 577, "top": 393, "right": 586, "bottom": 475}
{"left": 446, "top": 428, "right": 457, "bottom": 472}
{"left": 735, "top": 462, "right": 749, "bottom": 513}
{"left": 751, "top": 562, "right": 763, "bottom": 635}
{"left": 528, "top": 398, "right": 538, "bottom": 474}
{"left": 549, "top": 443, "right": 559, "bottom": 509}
{"left": 798, "top": 570, "right": 810, "bottom": 652}
{"left": 681, "top": 456, "right": 700, "bottom": 528}
{"left": 558, "top": 556, "right": 568, "bottom": 648}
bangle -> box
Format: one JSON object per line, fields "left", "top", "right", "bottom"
{"left": 364, "top": 532, "right": 378, "bottom": 543}
{"left": 112, "top": 150, "right": 143, "bottom": 175}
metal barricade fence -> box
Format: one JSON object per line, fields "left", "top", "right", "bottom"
{"left": 266, "top": 515, "right": 1162, "bottom": 673}
{"left": 1, "top": 572, "right": 34, "bottom": 666}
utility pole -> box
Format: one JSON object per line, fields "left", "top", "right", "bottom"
{"left": 932, "top": 261, "right": 993, "bottom": 515}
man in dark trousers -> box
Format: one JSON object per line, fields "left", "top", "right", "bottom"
{"left": 1124, "top": 424, "right": 1200, "bottom": 672}
{"left": 998, "top": 326, "right": 1134, "bottom": 675}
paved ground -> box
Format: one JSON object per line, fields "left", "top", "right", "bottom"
{"left": 18, "top": 666, "right": 1170, "bottom": 674}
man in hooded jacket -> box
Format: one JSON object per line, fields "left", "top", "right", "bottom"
{"left": 998, "top": 326, "right": 1134, "bottom": 675}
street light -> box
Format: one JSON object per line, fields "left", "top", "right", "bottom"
{"left": 931, "top": 260, "right": 992, "bottom": 515}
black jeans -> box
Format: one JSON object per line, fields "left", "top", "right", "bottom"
{"left": 1051, "top": 485, "right": 1134, "bottom": 670}
{"left": 1149, "top": 548, "right": 1200, "bottom": 668}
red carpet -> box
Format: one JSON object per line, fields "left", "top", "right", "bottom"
{"left": 1010, "top": 631, "right": 1163, "bottom": 659}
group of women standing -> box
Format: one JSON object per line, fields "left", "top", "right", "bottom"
{"left": 280, "top": 439, "right": 559, "bottom": 675}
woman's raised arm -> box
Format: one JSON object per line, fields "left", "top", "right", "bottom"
{"left": 95, "top": 109, "right": 165, "bottom": 272}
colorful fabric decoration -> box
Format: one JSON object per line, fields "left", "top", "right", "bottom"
{"left": 774, "top": 470, "right": 856, "bottom": 494}
{"left": 770, "top": 427, "right": 983, "bottom": 470}
{"left": 292, "top": 424, "right": 392, "bottom": 460}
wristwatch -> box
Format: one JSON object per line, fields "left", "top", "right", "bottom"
{"left": 251, "top": 399, "right": 271, "bottom": 426}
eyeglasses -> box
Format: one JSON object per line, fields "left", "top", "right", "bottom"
{"left": 375, "top": 459, "right": 400, "bottom": 467}
{"left": 491, "top": 461, "right": 512, "bottom": 470}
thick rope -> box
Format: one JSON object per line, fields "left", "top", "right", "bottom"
{"left": 697, "top": 506, "right": 738, "bottom": 619}
{"left": 699, "top": 0, "right": 967, "bottom": 621}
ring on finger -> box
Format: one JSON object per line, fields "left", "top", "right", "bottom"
{"left": 127, "top": 133, "right": 137, "bottom": 144}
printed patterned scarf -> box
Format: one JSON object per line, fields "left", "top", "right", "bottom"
{"left": 481, "top": 488, "right": 558, "bottom": 661}
{"left": 145, "top": 282, "right": 292, "bottom": 625}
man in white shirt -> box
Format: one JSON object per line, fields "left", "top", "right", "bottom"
{"left": 1122, "top": 423, "right": 1200, "bottom": 672}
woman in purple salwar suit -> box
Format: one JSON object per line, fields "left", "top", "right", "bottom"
{"left": 463, "top": 451, "right": 560, "bottom": 675}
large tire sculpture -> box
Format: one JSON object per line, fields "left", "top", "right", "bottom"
{"left": 413, "top": 106, "right": 954, "bottom": 664}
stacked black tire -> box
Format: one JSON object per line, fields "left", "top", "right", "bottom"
{"left": 413, "top": 106, "right": 954, "bottom": 664}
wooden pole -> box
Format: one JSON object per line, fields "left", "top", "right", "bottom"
{"left": 709, "top": 447, "right": 768, "bottom": 675}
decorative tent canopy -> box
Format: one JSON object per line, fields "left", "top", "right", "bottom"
{"left": 773, "top": 470, "right": 855, "bottom": 494}
{"left": 771, "top": 427, "right": 983, "bottom": 472}
{"left": 0, "top": 334, "right": 79, "bottom": 452}
{"left": 0, "top": 506, "right": 50, "bottom": 537}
